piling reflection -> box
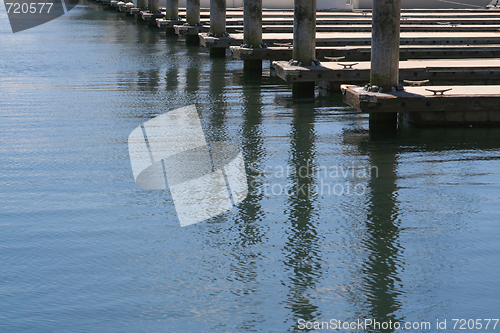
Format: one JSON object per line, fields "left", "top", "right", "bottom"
{"left": 132, "top": 23, "right": 163, "bottom": 92}
{"left": 338, "top": 127, "right": 404, "bottom": 331}
{"left": 136, "top": 69, "right": 161, "bottom": 91}
{"left": 282, "top": 105, "right": 322, "bottom": 329}
{"left": 232, "top": 75, "right": 267, "bottom": 245}
{"left": 360, "top": 138, "right": 403, "bottom": 332}
{"left": 185, "top": 46, "right": 201, "bottom": 93}
{"left": 226, "top": 76, "right": 268, "bottom": 332}
{"left": 113, "top": 19, "right": 163, "bottom": 93}
{"left": 165, "top": 44, "right": 179, "bottom": 91}
{"left": 206, "top": 58, "right": 229, "bottom": 141}
{"left": 165, "top": 67, "right": 179, "bottom": 91}
{"left": 342, "top": 125, "right": 500, "bottom": 331}
{"left": 200, "top": 66, "right": 268, "bottom": 331}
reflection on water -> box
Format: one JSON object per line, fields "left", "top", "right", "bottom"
{"left": 185, "top": 47, "right": 201, "bottom": 93}
{"left": 206, "top": 58, "right": 229, "bottom": 141}
{"left": 361, "top": 138, "right": 403, "bottom": 332}
{"left": 1, "top": 1, "right": 500, "bottom": 332}
{"left": 234, "top": 75, "right": 267, "bottom": 246}
{"left": 283, "top": 105, "right": 322, "bottom": 329}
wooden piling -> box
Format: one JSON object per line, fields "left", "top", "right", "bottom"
{"left": 210, "top": 0, "right": 227, "bottom": 57}
{"left": 243, "top": 0, "right": 263, "bottom": 75}
{"left": 186, "top": 0, "right": 201, "bottom": 44}
{"left": 292, "top": 0, "right": 316, "bottom": 98}
{"left": 186, "top": 0, "right": 200, "bottom": 24}
{"left": 148, "top": 0, "right": 159, "bottom": 13}
{"left": 369, "top": 0, "right": 401, "bottom": 131}
{"left": 135, "top": 0, "right": 147, "bottom": 23}
{"left": 165, "top": 0, "right": 179, "bottom": 19}
{"left": 162, "top": 0, "right": 179, "bottom": 33}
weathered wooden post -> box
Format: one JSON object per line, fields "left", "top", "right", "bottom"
{"left": 162, "top": 0, "right": 178, "bottom": 34}
{"left": 165, "top": 0, "right": 179, "bottom": 19}
{"left": 243, "top": 0, "right": 263, "bottom": 75}
{"left": 292, "top": 0, "right": 316, "bottom": 98}
{"left": 134, "top": 0, "right": 146, "bottom": 23}
{"left": 148, "top": 0, "right": 159, "bottom": 13}
{"left": 136, "top": 0, "right": 146, "bottom": 8}
{"left": 186, "top": 0, "right": 201, "bottom": 44}
{"left": 210, "top": 0, "right": 227, "bottom": 57}
{"left": 369, "top": 0, "right": 401, "bottom": 131}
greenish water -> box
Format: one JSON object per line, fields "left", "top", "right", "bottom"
{"left": 1, "top": 2, "right": 500, "bottom": 332}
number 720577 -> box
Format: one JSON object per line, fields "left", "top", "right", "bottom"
{"left": 452, "top": 319, "right": 499, "bottom": 330}
{"left": 5, "top": 2, "right": 54, "bottom": 14}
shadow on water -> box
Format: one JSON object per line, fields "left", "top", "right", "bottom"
{"left": 397, "top": 126, "right": 500, "bottom": 152}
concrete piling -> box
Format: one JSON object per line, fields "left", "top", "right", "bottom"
{"left": 186, "top": 0, "right": 201, "bottom": 44}
{"left": 210, "top": 0, "right": 227, "bottom": 57}
{"left": 292, "top": 0, "right": 316, "bottom": 98}
{"left": 136, "top": 0, "right": 146, "bottom": 8}
{"left": 369, "top": 0, "right": 401, "bottom": 131}
{"left": 243, "top": 0, "right": 263, "bottom": 75}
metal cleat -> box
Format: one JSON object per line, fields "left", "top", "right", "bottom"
{"left": 425, "top": 88, "right": 453, "bottom": 95}
{"left": 275, "top": 42, "right": 292, "bottom": 49}
{"left": 403, "top": 79, "right": 430, "bottom": 86}
{"left": 338, "top": 63, "right": 358, "bottom": 69}
{"left": 324, "top": 56, "right": 345, "bottom": 62}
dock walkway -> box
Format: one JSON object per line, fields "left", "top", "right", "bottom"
{"left": 201, "top": 31, "right": 500, "bottom": 49}
{"left": 273, "top": 58, "right": 500, "bottom": 90}
{"left": 342, "top": 84, "right": 500, "bottom": 126}
{"left": 231, "top": 44, "right": 500, "bottom": 61}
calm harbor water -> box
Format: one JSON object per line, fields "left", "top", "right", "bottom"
{"left": 1, "top": 2, "right": 500, "bottom": 332}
